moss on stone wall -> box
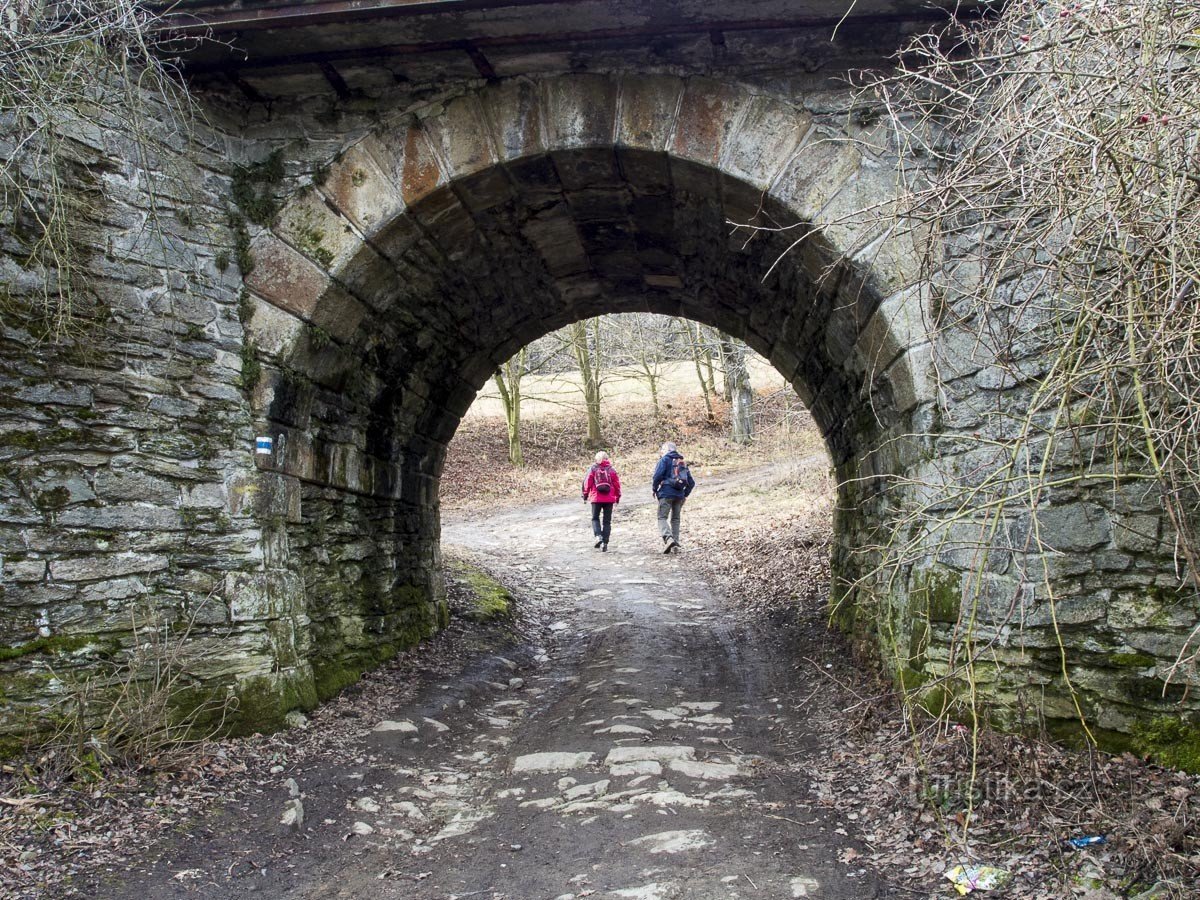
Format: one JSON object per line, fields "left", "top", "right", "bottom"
{"left": 1109, "top": 652, "right": 1157, "bottom": 668}
{"left": 0, "top": 634, "right": 112, "bottom": 663}
{"left": 451, "top": 562, "right": 513, "bottom": 622}
{"left": 230, "top": 149, "right": 285, "bottom": 227}
{"left": 227, "top": 670, "right": 318, "bottom": 737}
{"left": 920, "top": 568, "right": 964, "bottom": 623}
{"left": 1132, "top": 716, "right": 1200, "bottom": 773}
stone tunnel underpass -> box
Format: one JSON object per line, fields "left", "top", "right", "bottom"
{"left": 1, "top": 0, "right": 1197, "bottom": 775}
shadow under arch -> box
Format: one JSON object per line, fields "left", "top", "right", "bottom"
{"left": 240, "top": 73, "right": 932, "bottom": 697}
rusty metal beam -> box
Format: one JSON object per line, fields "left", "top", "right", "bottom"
{"left": 161, "top": 0, "right": 630, "bottom": 34}
{"left": 161, "top": 0, "right": 993, "bottom": 35}
{"left": 463, "top": 43, "right": 498, "bottom": 82}
{"left": 174, "top": 8, "right": 992, "bottom": 75}
{"left": 318, "top": 61, "right": 353, "bottom": 98}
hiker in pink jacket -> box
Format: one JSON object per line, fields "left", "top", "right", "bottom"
{"left": 581, "top": 451, "right": 622, "bottom": 552}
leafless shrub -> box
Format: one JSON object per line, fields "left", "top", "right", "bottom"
{"left": 0, "top": 0, "right": 198, "bottom": 338}
{"left": 35, "top": 599, "right": 232, "bottom": 780}
{"left": 846, "top": 0, "right": 1200, "bottom": 754}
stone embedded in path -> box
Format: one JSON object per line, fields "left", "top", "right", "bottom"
{"left": 690, "top": 714, "right": 733, "bottom": 726}
{"left": 513, "top": 751, "right": 595, "bottom": 773}
{"left": 626, "top": 829, "right": 714, "bottom": 854}
{"left": 790, "top": 875, "right": 821, "bottom": 897}
{"left": 667, "top": 759, "right": 741, "bottom": 780}
{"left": 630, "top": 790, "right": 709, "bottom": 809}
{"left": 373, "top": 719, "right": 418, "bottom": 734}
{"left": 605, "top": 746, "right": 695, "bottom": 766}
{"left": 610, "top": 761, "right": 662, "bottom": 777}
{"left": 563, "top": 779, "right": 610, "bottom": 801}
{"left": 595, "top": 724, "right": 652, "bottom": 736}
{"left": 608, "top": 883, "right": 680, "bottom": 899}
{"left": 643, "top": 709, "right": 681, "bottom": 721}
{"left": 609, "top": 763, "right": 667, "bottom": 777}
{"left": 423, "top": 717, "right": 450, "bottom": 732}
{"left": 279, "top": 798, "right": 304, "bottom": 831}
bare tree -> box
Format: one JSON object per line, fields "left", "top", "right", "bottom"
{"left": 0, "top": 0, "right": 197, "bottom": 339}
{"left": 722, "top": 334, "right": 753, "bottom": 443}
{"left": 678, "top": 318, "right": 716, "bottom": 422}
{"left": 570, "top": 318, "right": 605, "bottom": 448}
{"left": 492, "top": 347, "right": 528, "bottom": 466}
{"left": 701, "top": 325, "right": 720, "bottom": 399}
{"left": 610, "top": 314, "right": 670, "bottom": 420}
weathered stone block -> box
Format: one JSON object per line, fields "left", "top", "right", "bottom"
{"left": 244, "top": 233, "right": 331, "bottom": 320}
{"left": 56, "top": 506, "right": 182, "bottom": 531}
{"left": 480, "top": 79, "right": 544, "bottom": 163}
{"left": 616, "top": 75, "right": 683, "bottom": 152}
{"left": 770, "top": 130, "right": 862, "bottom": 222}
{"left": 321, "top": 138, "right": 407, "bottom": 238}
{"left": 422, "top": 93, "right": 497, "bottom": 180}
{"left": 274, "top": 188, "right": 361, "bottom": 273}
{"left": 93, "top": 470, "right": 178, "bottom": 506}
{"left": 1019, "top": 503, "right": 1113, "bottom": 553}
{"left": 50, "top": 553, "right": 169, "bottom": 582}
{"left": 671, "top": 78, "right": 746, "bottom": 167}
{"left": 387, "top": 125, "right": 446, "bottom": 205}
{"left": 2, "top": 557, "right": 47, "bottom": 582}
{"left": 721, "top": 96, "right": 810, "bottom": 191}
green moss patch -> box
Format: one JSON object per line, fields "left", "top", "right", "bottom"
{"left": 0, "top": 634, "right": 111, "bottom": 663}
{"left": 1132, "top": 716, "right": 1200, "bottom": 773}
{"left": 1109, "top": 651, "right": 1156, "bottom": 669}
{"left": 230, "top": 149, "right": 285, "bottom": 227}
{"left": 920, "top": 568, "right": 964, "bottom": 623}
{"left": 449, "top": 561, "right": 514, "bottom": 622}
{"left": 227, "top": 670, "right": 318, "bottom": 737}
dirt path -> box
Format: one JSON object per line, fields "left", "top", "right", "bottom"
{"left": 103, "top": 486, "right": 890, "bottom": 900}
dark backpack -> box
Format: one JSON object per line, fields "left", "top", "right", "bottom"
{"left": 593, "top": 465, "right": 613, "bottom": 494}
{"left": 670, "top": 457, "right": 690, "bottom": 489}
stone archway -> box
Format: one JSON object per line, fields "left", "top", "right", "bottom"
{"left": 239, "top": 73, "right": 931, "bottom": 702}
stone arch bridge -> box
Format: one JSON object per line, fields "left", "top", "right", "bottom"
{"left": 0, "top": 0, "right": 1193, "bottom": 756}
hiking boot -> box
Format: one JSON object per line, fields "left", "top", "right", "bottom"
{"left": 662, "top": 536, "right": 675, "bottom": 554}
{"left": 594, "top": 537, "right": 603, "bottom": 549}
{"left": 601, "top": 542, "right": 608, "bottom": 552}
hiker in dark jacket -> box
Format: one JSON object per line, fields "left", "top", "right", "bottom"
{"left": 582, "top": 451, "right": 621, "bottom": 552}
{"left": 651, "top": 441, "right": 694, "bottom": 553}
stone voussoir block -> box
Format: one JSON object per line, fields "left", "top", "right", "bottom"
{"left": 720, "top": 94, "right": 810, "bottom": 192}
{"left": 616, "top": 74, "right": 684, "bottom": 152}
{"left": 669, "top": 77, "right": 747, "bottom": 168}
{"left": 421, "top": 93, "right": 498, "bottom": 181}
{"left": 274, "top": 187, "right": 362, "bottom": 274}
{"left": 321, "top": 137, "right": 407, "bottom": 238}
{"left": 244, "top": 233, "right": 332, "bottom": 321}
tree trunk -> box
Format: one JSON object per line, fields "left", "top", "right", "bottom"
{"left": 642, "top": 359, "right": 660, "bottom": 420}
{"left": 572, "top": 319, "right": 604, "bottom": 448}
{"left": 723, "top": 335, "right": 753, "bottom": 443}
{"left": 680, "top": 319, "right": 715, "bottom": 422}
{"left": 701, "top": 326, "right": 718, "bottom": 397}
{"left": 492, "top": 348, "right": 526, "bottom": 466}
{"left": 717, "top": 332, "right": 734, "bottom": 403}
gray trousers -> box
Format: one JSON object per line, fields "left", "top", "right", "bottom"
{"left": 657, "top": 497, "right": 684, "bottom": 542}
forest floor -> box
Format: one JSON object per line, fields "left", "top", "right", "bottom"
{"left": 1, "top": 399, "right": 1197, "bottom": 899}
